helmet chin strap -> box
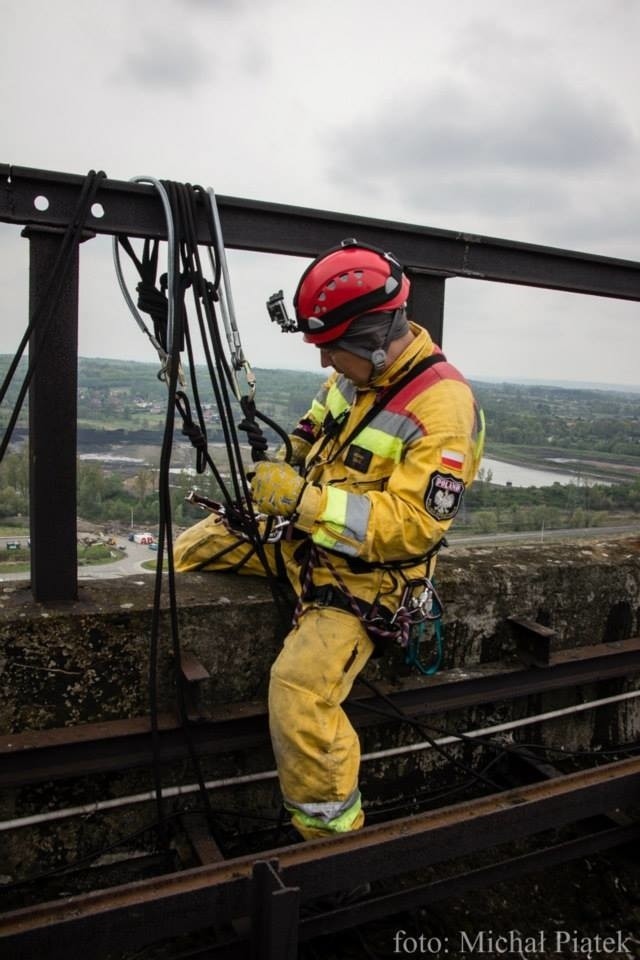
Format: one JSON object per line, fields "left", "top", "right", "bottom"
{"left": 329, "top": 308, "right": 408, "bottom": 379}
{"left": 370, "top": 307, "right": 408, "bottom": 375}
{"left": 370, "top": 347, "right": 387, "bottom": 373}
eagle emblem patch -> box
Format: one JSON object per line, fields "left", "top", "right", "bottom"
{"left": 424, "top": 471, "right": 465, "bottom": 521}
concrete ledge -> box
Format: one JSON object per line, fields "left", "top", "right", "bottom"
{"left": 0, "top": 534, "right": 639, "bottom": 883}
{"left": 0, "top": 535, "right": 638, "bottom": 734}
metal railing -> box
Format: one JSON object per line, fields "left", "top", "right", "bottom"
{"left": 3, "top": 754, "right": 640, "bottom": 958}
{"left": 1, "top": 163, "right": 639, "bottom": 602}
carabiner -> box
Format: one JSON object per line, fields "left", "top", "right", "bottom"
{"left": 397, "top": 577, "right": 443, "bottom": 625}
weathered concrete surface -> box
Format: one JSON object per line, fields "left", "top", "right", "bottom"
{"left": 0, "top": 572, "right": 284, "bottom": 732}
{"left": 0, "top": 534, "right": 639, "bottom": 888}
{"left": 435, "top": 535, "right": 640, "bottom": 666}
{"left": 0, "top": 535, "right": 638, "bottom": 733}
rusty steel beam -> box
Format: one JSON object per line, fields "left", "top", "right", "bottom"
{"left": 299, "top": 821, "right": 640, "bottom": 942}
{"left": 361, "top": 636, "right": 640, "bottom": 718}
{"left": 0, "top": 709, "right": 269, "bottom": 790}
{"left": 250, "top": 860, "right": 299, "bottom": 960}
{"left": 25, "top": 226, "right": 80, "bottom": 603}
{"left": 1, "top": 638, "right": 639, "bottom": 790}
{"left": 2, "top": 756, "right": 640, "bottom": 959}
{"left": 1, "top": 165, "right": 640, "bottom": 301}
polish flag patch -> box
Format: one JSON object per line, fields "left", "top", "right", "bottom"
{"left": 441, "top": 449, "right": 465, "bottom": 470}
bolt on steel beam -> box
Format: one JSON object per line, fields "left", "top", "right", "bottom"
{"left": 250, "top": 860, "right": 299, "bottom": 960}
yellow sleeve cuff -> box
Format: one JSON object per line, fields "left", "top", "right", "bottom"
{"left": 294, "top": 483, "right": 326, "bottom": 534}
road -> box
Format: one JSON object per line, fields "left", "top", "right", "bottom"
{"left": 0, "top": 524, "right": 637, "bottom": 584}
{"left": 78, "top": 538, "right": 159, "bottom": 580}
{"left": 446, "top": 522, "right": 638, "bottom": 548}
{"left": 0, "top": 535, "right": 157, "bottom": 583}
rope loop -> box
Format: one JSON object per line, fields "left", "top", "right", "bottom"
{"left": 175, "top": 390, "right": 208, "bottom": 473}
{"left": 238, "top": 395, "right": 269, "bottom": 462}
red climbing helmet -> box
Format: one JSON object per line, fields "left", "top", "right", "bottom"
{"left": 293, "top": 238, "right": 411, "bottom": 345}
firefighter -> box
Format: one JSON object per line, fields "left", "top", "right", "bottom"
{"left": 174, "top": 239, "right": 484, "bottom": 840}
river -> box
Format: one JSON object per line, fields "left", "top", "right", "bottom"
{"left": 78, "top": 447, "right": 601, "bottom": 490}
{"left": 481, "top": 456, "right": 600, "bottom": 488}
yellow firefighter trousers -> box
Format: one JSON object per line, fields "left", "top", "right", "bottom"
{"left": 173, "top": 514, "right": 375, "bottom": 839}
{"left": 269, "top": 605, "right": 374, "bottom": 839}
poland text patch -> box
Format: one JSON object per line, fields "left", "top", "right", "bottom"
{"left": 424, "top": 471, "right": 465, "bottom": 521}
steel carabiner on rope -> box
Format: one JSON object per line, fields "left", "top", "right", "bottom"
{"left": 394, "top": 576, "right": 444, "bottom": 626}
{"left": 206, "top": 187, "right": 256, "bottom": 401}
{"left": 112, "top": 176, "right": 178, "bottom": 379}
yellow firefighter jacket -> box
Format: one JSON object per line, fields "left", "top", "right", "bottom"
{"left": 174, "top": 323, "right": 484, "bottom": 624}
{"left": 282, "top": 323, "right": 485, "bottom": 614}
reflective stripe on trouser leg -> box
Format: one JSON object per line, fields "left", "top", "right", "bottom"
{"left": 268, "top": 606, "right": 374, "bottom": 839}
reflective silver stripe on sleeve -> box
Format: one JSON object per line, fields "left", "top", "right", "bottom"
{"left": 318, "top": 487, "right": 371, "bottom": 551}
{"left": 344, "top": 490, "right": 371, "bottom": 543}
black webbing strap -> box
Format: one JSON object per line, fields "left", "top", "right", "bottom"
{"left": 304, "top": 582, "right": 394, "bottom": 625}
{"left": 306, "top": 351, "right": 447, "bottom": 473}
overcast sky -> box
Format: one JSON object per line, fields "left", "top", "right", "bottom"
{"left": 1, "top": 0, "right": 639, "bottom": 388}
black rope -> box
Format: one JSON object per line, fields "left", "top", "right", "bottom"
{"left": 165, "top": 182, "right": 293, "bottom": 618}
{"left": 364, "top": 753, "right": 507, "bottom": 824}
{"left": 238, "top": 395, "right": 269, "bottom": 462}
{"left": 148, "top": 181, "right": 226, "bottom": 848}
{"left": 175, "top": 390, "right": 208, "bottom": 474}
{"left": 254, "top": 407, "right": 293, "bottom": 462}
{"left": 122, "top": 180, "right": 296, "bottom": 852}
{"left": 0, "top": 169, "right": 106, "bottom": 462}
{"left": 353, "top": 675, "right": 503, "bottom": 792}
{"left": 171, "top": 182, "right": 245, "bottom": 506}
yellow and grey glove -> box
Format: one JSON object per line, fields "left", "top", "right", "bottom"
{"left": 275, "top": 434, "right": 313, "bottom": 467}
{"left": 250, "top": 461, "right": 307, "bottom": 517}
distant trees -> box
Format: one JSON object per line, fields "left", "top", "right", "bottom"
{"left": 472, "top": 381, "right": 640, "bottom": 457}
{"left": 0, "top": 444, "right": 227, "bottom": 530}
{"left": 77, "top": 461, "right": 138, "bottom": 524}
{"left": 133, "top": 468, "right": 156, "bottom": 503}
{"left": 462, "top": 475, "right": 640, "bottom": 535}
{"left": 0, "top": 358, "right": 638, "bottom": 534}
{"left": 0, "top": 450, "right": 28, "bottom": 518}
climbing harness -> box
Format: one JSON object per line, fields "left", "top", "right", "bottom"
{"left": 293, "top": 540, "right": 446, "bottom": 671}
{"left": 243, "top": 341, "right": 453, "bottom": 673}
